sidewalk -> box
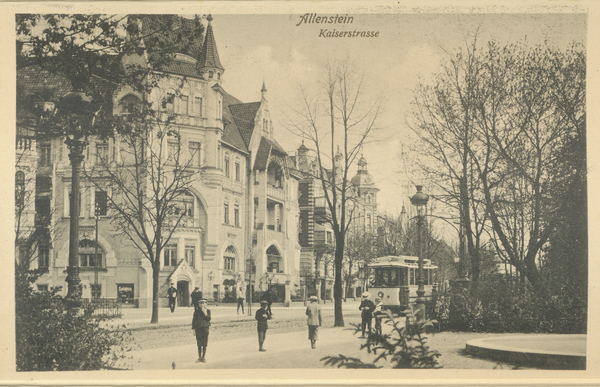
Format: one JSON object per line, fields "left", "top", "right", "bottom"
{"left": 107, "top": 299, "right": 362, "bottom": 330}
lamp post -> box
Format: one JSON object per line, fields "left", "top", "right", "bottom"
{"left": 62, "top": 91, "right": 97, "bottom": 299}
{"left": 410, "top": 185, "right": 429, "bottom": 323}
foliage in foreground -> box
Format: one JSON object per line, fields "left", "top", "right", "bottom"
{"left": 321, "top": 311, "right": 441, "bottom": 369}
{"left": 433, "top": 277, "right": 586, "bottom": 334}
{"left": 15, "top": 267, "right": 133, "bottom": 371}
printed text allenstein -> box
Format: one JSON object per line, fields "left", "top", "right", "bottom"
{"left": 296, "top": 13, "right": 354, "bottom": 26}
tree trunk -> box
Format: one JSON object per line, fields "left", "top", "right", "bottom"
{"left": 333, "top": 235, "right": 345, "bottom": 327}
{"left": 151, "top": 257, "right": 160, "bottom": 324}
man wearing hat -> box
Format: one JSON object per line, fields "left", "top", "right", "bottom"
{"left": 167, "top": 283, "right": 177, "bottom": 313}
{"left": 255, "top": 300, "right": 270, "bottom": 351}
{"left": 358, "top": 292, "right": 375, "bottom": 338}
{"left": 305, "top": 295, "right": 322, "bottom": 349}
{"left": 192, "top": 298, "right": 211, "bottom": 362}
{"left": 191, "top": 286, "right": 203, "bottom": 310}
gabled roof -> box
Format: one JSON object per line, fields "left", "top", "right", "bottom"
{"left": 221, "top": 90, "right": 248, "bottom": 152}
{"left": 253, "top": 136, "right": 289, "bottom": 170}
{"left": 228, "top": 101, "right": 261, "bottom": 148}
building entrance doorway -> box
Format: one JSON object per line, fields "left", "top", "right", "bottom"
{"left": 177, "top": 281, "right": 189, "bottom": 307}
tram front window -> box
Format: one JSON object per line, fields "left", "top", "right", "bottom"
{"left": 374, "top": 268, "right": 401, "bottom": 287}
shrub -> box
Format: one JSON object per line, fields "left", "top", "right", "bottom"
{"left": 15, "top": 267, "right": 133, "bottom": 371}
{"left": 321, "top": 311, "right": 441, "bottom": 369}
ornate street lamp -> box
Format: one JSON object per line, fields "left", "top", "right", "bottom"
{"left": 62, "top": 91, "right": 98, "bottom": 299}
{"left": 410, "top": 185, "right": 429, "bottom": 323}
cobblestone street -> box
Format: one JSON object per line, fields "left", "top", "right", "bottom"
{"left": 129, "top": 309, "right": 362, "bottom": 351}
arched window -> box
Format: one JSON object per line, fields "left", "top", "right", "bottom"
{"left": 224, "top": 245, "right": 236, "bottom": 271}
{"left": 266, "top": 245, "right": 282, "bottom": 273}
{"left": 118, "top": 94, "right": 141, "bottom": 114}
{"left": 79, "top": 239, "right": 104, "bottom": 268}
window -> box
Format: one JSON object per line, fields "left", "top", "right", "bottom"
{"left": 95, "top": 141, "right": 108, "bottom": 164}
{"left": 185, "top": 245, "right": 195, "bottom": 267}
{"left": 36, "top": 196, "right": 51, "bottom": 223}
{"left": 245, "top": 258, "right": 256, "bottom": 274}
{"left": 367, "top": 214, "right": 372, "bottom": 229}
{"left": 224, "top": 245, "right": 235, "bottom": 271}
{"left": 15, "top": 171, "right": 25, "bottom": 210}
{"left": 37, "top": 284, "right": 48, "bottom": 292}
{"left": 409, "top": 268, "right": 415, "bottom": 285}
{"left": 217, "top": 72, "right": 221, "bottom": 80}
{"left": 179, "top": 95, "right": 189, "bottom": 115}
{"left": 119, "top": 94, "right": 140, "bottom": 114}
{"left": 209, "top": 71, "right": 214, "bottom": 79}
{"left": 224, "top": 156, "right": 230, "bottom": 178}
{"left": 235, "top": 162, "right": 240, "bottom": 181}
{"left": 223, "top": 203, "right": 229, "bottom": 224}
{"left": 91, "top": 284, "right": 101, "bottom": 299}
{"left": 234, "top": 205, "right": 240, "bottom": 227}
{"left": 79, "top": 239, "right": 102, "bottom": 268}
{"left": 164, "top": 244, "right": 178, "bottom": 267}
{"left": 39, "top": 143, "right": 51, "bottom": 166}
{"left": 117, "top": 284, "right": 134, "bottom": 304}
{"left": 194, "top": 97, "right": 203, "bottom": 117}
{"left": 164, "top": 92, "right": 175, "bottom": 111}
{"left": 38, "top": 245, "right": 49, "bottom": 269}
{"left": 168, "top": 141, "right": 179, "bottom": 161}
{"left": 95, "top": 190, "right": 108, "bottom": 216}
{"left": 189, "top": 141, "right": 201, "bottom": 167}
{"left": 174, "top": 192, "right": 194, "bottom": 217}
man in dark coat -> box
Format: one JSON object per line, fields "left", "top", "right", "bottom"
{"left": 167, "top": 283, "right": 177, "bottom": 313}
{"left": 305, "top": 295, "right": 322, "bottom": 349}
{"left": 358, "top": 292, "right": 376, "bottom": 338}
{"left": 191, "top": 286, "right": 203, "bottom": 310}
{"left": 255, "top": 300, "right": 270, "bottom": 351}
{"left": 192, "top": 298, "right": 211, "bottom": 362}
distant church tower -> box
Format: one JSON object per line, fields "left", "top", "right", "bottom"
{"left": 350, "top": 154, "right": 379, "bottom": 230}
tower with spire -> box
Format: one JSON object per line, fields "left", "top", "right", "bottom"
{"left": 198, "top": 15, "right": 225, "bottom": 83}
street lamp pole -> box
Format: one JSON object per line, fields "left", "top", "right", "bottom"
{"left": 410, "top": 185, "right": 429, "bottom": 324}
{"left": 62, "top": 91, "right": 97, "bottom": 299}
{"left": 65, "top": 131, "right": 87, "bottom": 298}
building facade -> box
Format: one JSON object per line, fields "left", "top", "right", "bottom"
{"left": 16, "top": 15, "right": 301, "bottom": 308}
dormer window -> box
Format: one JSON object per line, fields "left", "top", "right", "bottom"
{"left": 209, "top": 71, "right": 214, "bottom": 79}
{"left": 217, "top": 72, "right": 221, "bottom": 80}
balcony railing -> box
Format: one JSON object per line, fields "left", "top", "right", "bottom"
{"left": 267, "top": 185, "right": 285, "bottom": 201}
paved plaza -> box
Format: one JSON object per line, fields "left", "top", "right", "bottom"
{"left": 106, "top": 301, "right": 587, "bottom": 370}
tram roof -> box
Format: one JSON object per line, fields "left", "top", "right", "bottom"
{"left": 368, "top": 255, "right": 437, "bottom": 268}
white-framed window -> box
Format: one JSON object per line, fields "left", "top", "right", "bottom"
{"left": 179, "top": 95, "right": 189, "bottom": 115}
{"left": 224, "top": 156, "right": 230, "bottom": 178}
{"left": 39, "top": 143, "right": 51, "bottom": 166}
{"left": 235, "top": 162, "right": 240, "bottom": 182}
{"left": 224, "top": 245, "right": 236, "bottom": 271}
{"left": 223, "top": 203, "right": 229, "bottom": 224}
{"left": 164, "top": 244, "right": 178, "bottom": 267}
{"left": 234, "top": 205, "right": 240, "bottom": 227}
{"left": 95, "top": 141, "right": 108, "bottom": 164}
{"left": 38, "top": 245, "right": 50, "bottom": 269}
{"left": 185, "top": 244, "right": 195, "bottom": 268}
{"left": 189, "top": 141, "right": 201, "bottom": 167}
{"left": 194, "top": 97, "right": 203, "bottom": 117}
{"left": 95, "top": 190, "right": 108, "bottom": 216}
{"left": 79, "top": 239, "right": 103, "bottom": 268}
{"left": 168, "top": 140, "right": 179, "bottom": 161}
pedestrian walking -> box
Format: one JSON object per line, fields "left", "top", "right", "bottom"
{"left": 305, "top": 295, "right": 322, "bottom": 349}
{"left": 256, "top": 300, "right": 270, "bottom": 351}
{"left": 263, "top": 288, "right": 273, "bottom": 318}
{"left": 373, "top": 297, "right": 384, "bottom": 335}
{"left": 191, "top": 286, "right": 203, "bottom": 310}
{"left": 192, "top": 298, "right": 211, "bottom": 362}
{"left": 237, "top": 281, "right": 246, "bottom": 314}
{"left": 167, "top": 283, "right": 177, "bottom": 313}
{"left": 358, "top": 292, "right": 375, "bottom": 338}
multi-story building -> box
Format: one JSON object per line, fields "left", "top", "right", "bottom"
{"left": 293, "top": 144, "right": 379, "bottom": 300}
{"left": 16, "top": 15, "right": 301, "bottom": 308}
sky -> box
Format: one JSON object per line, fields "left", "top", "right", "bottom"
{"left": 203, "top": 11, "right": 586, "bottom": 219}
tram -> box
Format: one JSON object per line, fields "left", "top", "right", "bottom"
{"left": 367, "top": 255, "right": 438, "bottom": 314}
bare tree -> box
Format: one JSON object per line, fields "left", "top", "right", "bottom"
{"left": 285, "top": 60, "right": 382, "bottom": 326}
{"left": 84, "top": 103, "right": 198, "bottom": 324}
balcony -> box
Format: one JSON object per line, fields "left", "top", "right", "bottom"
{"left": 264, "top": 227, "right": 284, "bottom": 247}
{"left": 266, "top": 185, "right": 285, "bottom": 201}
